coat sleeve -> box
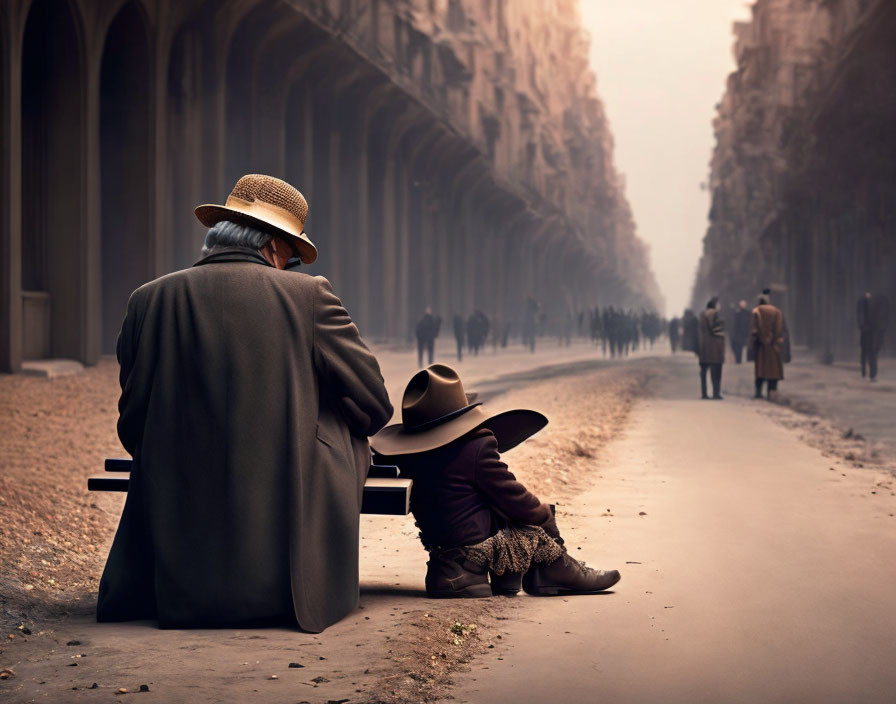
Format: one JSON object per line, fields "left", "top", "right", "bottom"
{"left": 750, "top": 310, "right": 760, "bottom": 343}
{"left": 313, "top": 277, "right": 393, "bottom": 437}
{"left": 472, "top": 433, "right": 560, "bottom": 539}
{"left": 116, "top": 288, "right": 148, "bottom": 456}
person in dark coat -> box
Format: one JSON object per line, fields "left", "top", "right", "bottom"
{"left": 466, "top": 310, "right": 490, "bottom": 356}
{"left": 681, "top": 309, "right": 699, "bottom": 354}
{"left": 453, "top": 314, "right": 465, "bottom": 361}
{"left": 857, "top": 292, "right": 889, "bottom": 381}
{"left": 522, "top": 297, "right": 539, "bottom": 353}
{"left": 698, "top": 297, "right": 725, "bottom": 399}
{"left": 372, "top": 365, "right": 620, "bottom": 598}
{"left": 730, "top": 300, "right": 751, "bottom": 363}
{"left": 415, "top": 306, "right": 440, "bottom": 368}
{"left": 750, "top": 293, "right": 786, "bottom": 399}
{"left": 668, "top": 316, "right": 680, "bottom": 353}
{"left": 97, "top": 175, "right": 393, "bottom": 633}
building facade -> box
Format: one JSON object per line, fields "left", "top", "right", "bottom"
{"left": 693, "top": 0, "right": 895, "bottom": 358}
{"left": 1, "top": 0, "right": 661, "bottom": 372}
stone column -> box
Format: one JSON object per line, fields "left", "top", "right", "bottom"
{"left": 355, "top": 108, "right": 371, "bottom": 333}
{"left": 0, "top": 1, "right": 23, "bottom": 372}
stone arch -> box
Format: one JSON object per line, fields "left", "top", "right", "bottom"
{"left": 99, "top": 0, "right": 152, "bottom": 353}
{"left": 248, "top": 12, "right": 312, "bottom": 177}
{"left": 402, "top": 126, "right": 452, "bottom": 324}
{"left": 361, "top": 93, "right": 419, "bottom": 337}
{"left": 166, "top": 22, "right": 207, "bottom": 269}
{"left": 415, "top": 136, "right": 480, "bottom": 321}
{"left": 20, "top": 0, "right": 86, "bottom": 360}
{"left": 222, "top": 1, "right": 295, "bottom": 190}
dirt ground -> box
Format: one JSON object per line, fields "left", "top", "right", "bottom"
{"left": 2, "top": 342, "right": 893, "bottom": 703}
{"left": 0, "top": 342, "right": 651, "bottom": 703}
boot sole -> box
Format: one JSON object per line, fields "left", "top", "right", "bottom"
{"left": 491, "top": 588, "right": 520, "bottom": 597}
{"left": 524, "top": 574, "right": 621, "bottom": 596}
{"left": 426, "top": 584, "right": 493, "bottom": 599}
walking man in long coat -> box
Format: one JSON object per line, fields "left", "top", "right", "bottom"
{"left": 97, "top": 174, "right": 393, "bottom": 633}
{"left": 668, "top": 316, "right": 680, "bottom": 353}
{"left": 415, "top": 306, "right": 440, "bottom": 367}
{"left": 698, "top": 297, "right": 725, "bottom": 399}
{"left": 857, "top": 292, "right": 889, "bottom": 381}
{"left": 750, "top": 293, "right": 786, "bottom": 399}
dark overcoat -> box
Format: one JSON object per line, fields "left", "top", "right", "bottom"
{"left": 698, "top": 308, "right": 726, "bottom": 364}
{"left": 750, "top": 303, "right": 785, "bottom": 380}
{"left": 732, "top": 308, "right": 751, "bottom": 345}
{"left": 97, "top": 247, "right": 392, "bottom": 632}
{"left": 376, "top": 428, "right": 559, "bottom": 549}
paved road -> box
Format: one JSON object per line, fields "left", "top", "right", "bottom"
{"left": 444, "top": 357, "right": 896, "bottom": 704}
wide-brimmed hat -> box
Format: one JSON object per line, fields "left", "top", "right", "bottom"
{"left": 195, "top": 174, "right": 318, "bottom": 264}
{"left": 371, "top": 364, "right": 547, "bottom": 456}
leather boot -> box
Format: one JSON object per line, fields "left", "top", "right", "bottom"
{"left": 490, "top": 570, "right": 522, "bottom": 596}
{"left": 425, "top": 548, "right": 492, "bottom": 599}
{"left": 522, "top": 552, "right": 620, "bottom": 596}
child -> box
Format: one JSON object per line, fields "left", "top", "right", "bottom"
{"left": 372, "top": 364, "right": 621, "bottom": 598}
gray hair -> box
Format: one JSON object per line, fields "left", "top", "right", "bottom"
{"left": 201, "top": 220, "right": 272, "bottom": 256}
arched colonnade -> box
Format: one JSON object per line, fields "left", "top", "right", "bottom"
{"left": 0, "top": 0, "right": 613, "bottom": 371}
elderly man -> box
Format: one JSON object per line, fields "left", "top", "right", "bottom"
{"left": 97, "top": 174, "right": 393, "bottom": 633}
{"left": 750, "top": 293, "right": 787, "bottom": 399}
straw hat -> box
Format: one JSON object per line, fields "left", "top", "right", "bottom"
{"left": 195, "top": 174, "right": 318, "bottom": 264}
{"left": 371, "top": 364, "right": 548, "bottom": 456}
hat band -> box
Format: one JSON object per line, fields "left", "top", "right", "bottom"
{"left": 404, "top": 403, "right": 482, "bottom": 433}
{"left": 224, "top": 196, "right": 306, "bottom": 237}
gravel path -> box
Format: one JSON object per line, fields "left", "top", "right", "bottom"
{"left": 0, "top": 345, "right": 651, "bottom": 703}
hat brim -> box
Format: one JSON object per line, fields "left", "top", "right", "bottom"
{"left": 370, "top": 405, "right": 548, "bottom": 457}
{"left": 194, "top": 204, "right": 318, "bottom": 264}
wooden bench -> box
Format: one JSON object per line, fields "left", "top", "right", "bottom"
{"left": 88, "top": 459, "right": 412, "bottom": 515}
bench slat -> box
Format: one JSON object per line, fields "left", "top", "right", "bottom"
{"left": 88, "top": 473, "right": 412, "bottom": 515}
{"left": 105, "top": 458, "right": 401, "bottom": 479}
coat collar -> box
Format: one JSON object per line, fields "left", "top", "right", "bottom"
{"left": 192, "top": 246, "right": 273, "bottom": 268}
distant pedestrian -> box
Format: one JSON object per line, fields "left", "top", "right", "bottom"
{"left": 668, "top": 316, "right": 680, "bottom": 353}
{"left": 415, "top": 307, "right": 440, "bottom": 368}
{"left": 730, "top": 300, "right": 750, "bottom": 363}
{"left": 467, "top": 310, "right": 489, "bottom": 356}
{"left": 698, "top": 297, "right": 725, "bottom": 399}
{"left": 453, "top": 314, "right": 465, "bottom": 362}
{"left": 681, "top": 309, "right": 699, "bottom": 355}
{"left": 857, "top": 292, "right": 889, "bottom": 381}
{"left": 522, "top": 297, "right": 539, "bottom": 353}
{"left": 750, "top": 294, "right": 786, "bottom": 399}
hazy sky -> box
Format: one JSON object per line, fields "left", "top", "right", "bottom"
{"left": 579, "top": 0, "right": 753, "bottom": 314}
